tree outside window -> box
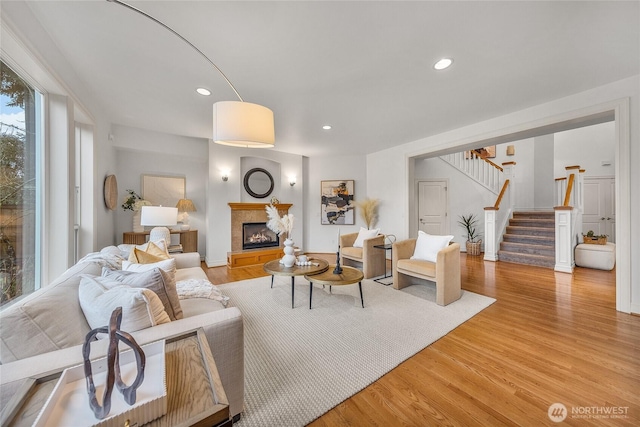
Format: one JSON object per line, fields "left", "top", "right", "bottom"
{"left": 1, "top": 61, "right": 39, "bottom": 305}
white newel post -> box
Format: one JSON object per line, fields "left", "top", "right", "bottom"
{"left": 484, "top": 208, "right": 497, "bottom": 261}
{"left": 484, "top": 161, "right": 516, "bottom": 262}
{"left": 575, "top": 169, "right": 585, "bottom": 237}
{"left": 554, "top": 207, "right": 575, "bottom": 273}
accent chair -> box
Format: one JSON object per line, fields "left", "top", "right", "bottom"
{"left": 340, "top": 232, "right": 386, "bottom": 279}
{"left": 392, "top": 239, "right": 461, "bottom": 306}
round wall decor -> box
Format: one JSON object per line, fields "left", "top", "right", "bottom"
{"left": 243, "top": 168, "right": 274, "bottom": 199}
{"left": 104, "top": 174, "right": 118, "bottom": 210}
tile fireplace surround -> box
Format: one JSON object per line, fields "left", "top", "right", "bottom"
{"left": 228, "top": 203, "right": 292, "bottom": 252}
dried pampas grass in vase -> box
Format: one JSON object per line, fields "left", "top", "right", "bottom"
{"left": 356, "top": 198, "right": 379, "bottom": 230}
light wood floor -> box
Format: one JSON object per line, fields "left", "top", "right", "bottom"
{"left": 203, "top": 255, "right": 639, "bottom": 426}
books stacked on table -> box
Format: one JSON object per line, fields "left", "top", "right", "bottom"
{"left": 168, "top": 244, "right": 183, "bottom": 253}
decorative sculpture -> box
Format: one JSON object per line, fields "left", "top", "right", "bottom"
{"left": 82, "top": 307, "right": 146, "bottom": 420}
{"left": 333, "top": 248, "right": 343, "bottom": 275}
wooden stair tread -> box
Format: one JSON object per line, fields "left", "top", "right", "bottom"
{"left": 506, "top": 225, "right": 555, "bottom": 231}
{"left": 498, "top": 250, "right": 555, "bottom": 268}
{"left": 501, "top": 212, "right": 556, "bottom": 269}
{"left": 512, "top": 211, "right": 555, "bottom": 217}
{"left": 509, "top": 219, "right": 555, "bottom": 227}
{"left": 500, "top": 241, "right": 555, "bottom": 250}
{"left": 503, "top": 234, "right": 555, "bottom": 244}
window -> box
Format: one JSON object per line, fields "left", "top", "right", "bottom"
{"left": 1, "top": 61, "right": 42, "bottom": 305}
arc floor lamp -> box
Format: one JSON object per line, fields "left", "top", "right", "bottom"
{"left": 107, "top": 0, "right": 275, "bottom": 148}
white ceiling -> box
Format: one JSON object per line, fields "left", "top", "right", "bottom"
{"left": 8, "top": 0, "right": 640, "bottom": 157}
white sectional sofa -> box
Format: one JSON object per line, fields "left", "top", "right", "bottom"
{"left": 0, "top": 247, "right": 244, "bottom": 420}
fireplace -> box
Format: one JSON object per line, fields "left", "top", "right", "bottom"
{"left": 242, "top": 222, "right": 279, "bottom": 250}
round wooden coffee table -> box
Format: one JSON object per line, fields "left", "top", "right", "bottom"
{"left": 304, "top": 265, "right": 365, "bottom": 309}
{"left": 263, "top": 259, "right": 329, "bottom": 308}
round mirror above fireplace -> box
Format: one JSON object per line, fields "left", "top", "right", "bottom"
{"left": 243, "top": 168, "right": 274, "bottom": 199}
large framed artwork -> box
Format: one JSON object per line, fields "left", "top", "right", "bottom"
{"left": 321, "top": 180, "right": 355, "bottom": 225}
{"left": 142, "top": 174, "right": 185, "bottom": 207}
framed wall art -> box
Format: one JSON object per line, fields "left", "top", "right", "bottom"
{"left": 465, "top": 145, "right": 496, "bottom": 159}
{"left": 321, "top": 180, "right": 355, "bottom": 225}
{"left": 142, "top": 174, "right": 185, "bottom": 207}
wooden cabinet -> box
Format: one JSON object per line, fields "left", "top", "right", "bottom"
{"left": 123, "top": 229, "right": 198, "bottom": 253}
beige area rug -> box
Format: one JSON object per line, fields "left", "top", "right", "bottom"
{"left": 218, "top": 276, "right": 495, "bottom": 427}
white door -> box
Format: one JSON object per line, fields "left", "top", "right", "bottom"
{"left": 418, "top": 180, "right": 448, "bottom": 234}
{"left": 582, "top": 177, "right": 615, "bottom": 243}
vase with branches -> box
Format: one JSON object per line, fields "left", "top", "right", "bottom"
{"left": 265, "top": 204, "right": 296, "bottom": 267}
{"left": 355, "top": 198, "right": 379, "bottom": 229}
{"left": 122, "top": 189, "right": 151, "bottom": 232}
{"left": 121, "top": 189, "right": 151, "bottom": 212}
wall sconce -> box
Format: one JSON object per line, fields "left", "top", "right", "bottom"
{"left": 506, "top": 145, "right": 515, "bottom": 156}
{"left": 289, "top": 175, "right": 296, "bottom": 187}
{"left": 221, "top": 170, "right": 230, "bottom": 182}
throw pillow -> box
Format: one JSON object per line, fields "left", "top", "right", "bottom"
{"left": 128, "top": 240, "right": 170, "bottom": 263}
{"left": 78, "top": 275, "right": 171, "bottom": 333}
{"left": 102, "top": 267, "right": 183, "bottom": 321}
{"left": 122, "top": 257, "right": 176, "bottom": 274}
{"left": 122, "top": 258, "right": 182, "bottom": 319}
{"left": 130, "top": 248, "right": 167, "bottom": 264}
{"left": 353, "top": 227, "right": 380, "bottom": 248}
{"left": 410, "top": 231, "right": 454, "bottom": 262}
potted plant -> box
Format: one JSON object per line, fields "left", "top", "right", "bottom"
{"left": 582, "top": 230, "right": 608, "bottom": 245}
{"left": 458, "top": 214, "right": 482, "bottom": 255}
{"left": 122, "top": 189, "right": 151, "bottom": 232}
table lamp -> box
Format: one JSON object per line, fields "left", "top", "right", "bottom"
{"left": 140, "top": 206, "right": 178, "bottom": 244}
{"left": 175, "top": 199, "right": 197, "bottom": 230}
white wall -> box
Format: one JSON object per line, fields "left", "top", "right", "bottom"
{"left": 554, "top": 121, "right": 616, "bottom": 178}
{"left": 367, "top": 76, "right": 638, "bottom": 314}
{"left": 497, "top": 139, "right": 536, "bottom": 210}
{"left": 112, "top": 125, "right": 209, "bottom": 254}
{"left": 413, "top": 158, "right": 495, "bottom": 247}
{"left": 304, "top": 154, "right": 368, "bottom": 253}
{"left": 1, "top": 4, "right": 116, "bottom": 265}
{"left": 412, "top": 137, "right": 551, "bottom": 248}
{"left": 207, "top": 144, "right": 305, "bottom": 266}
{"left": 533, "top": 134, "right": 555, "bottom": 209}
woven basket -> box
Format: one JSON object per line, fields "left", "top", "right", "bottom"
{"left": 583, "top": 236, "right": 607, "bottom": 245}
{"left": 466, "top": 240, "right": 482, "bottom": 256}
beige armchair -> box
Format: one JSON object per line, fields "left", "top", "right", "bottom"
{"left": 392, "top": 239, "right": 461, "bottom": 306}
{"left": 340, "top": 232, "right": 386, "bottom": 279}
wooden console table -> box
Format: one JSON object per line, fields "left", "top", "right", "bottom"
{"left": 123, "top": 229, "right": 198, "bottom": 253}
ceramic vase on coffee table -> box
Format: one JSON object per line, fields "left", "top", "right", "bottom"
{"left": 281, "top": 238, "right": 296, "bottom": 267}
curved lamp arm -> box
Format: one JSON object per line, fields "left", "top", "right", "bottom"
{"left": 106, "top": 0, "right": 243, "bottom": 101}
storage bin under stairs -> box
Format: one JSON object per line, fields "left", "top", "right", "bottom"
{"left": 499, "top": 211, "right": 555, "bottom": 269}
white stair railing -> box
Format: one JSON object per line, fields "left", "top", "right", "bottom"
{"left": 440, "top": 152, "right": 502, "bottom": 194}
{"left": 484, "top": 161, "right": 516, "bottom": 261}
{"left": 555, "top": 177, "right": 567, "bottom": 206}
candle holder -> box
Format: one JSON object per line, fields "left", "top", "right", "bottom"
{"left": 333, "top": 248, "right": 343, "bottom": 275}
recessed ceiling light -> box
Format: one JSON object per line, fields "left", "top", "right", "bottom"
{"left": 434, "top": 58, "right": 453, "bottom": 70}
{"left": 322, "top": 125, "right": 332, "bottom": 130}
{"left": 196, "top": 87, "right": 211, "bottom": 96}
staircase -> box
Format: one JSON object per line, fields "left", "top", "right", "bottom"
{"left": 440, "top": 152, "right": 501, "bottom": 195}
{"left": 499, "top": 211, "right": 555, "bottom": 268}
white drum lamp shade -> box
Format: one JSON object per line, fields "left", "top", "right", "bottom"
{"left": 141, "top": 206, "right": 178, "bottom": 244}
{"left": 107, "top": 1, "right": 275, "bottom": 151}
{"left": 213, "top": 101, "right": 275, "bottom": 148}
